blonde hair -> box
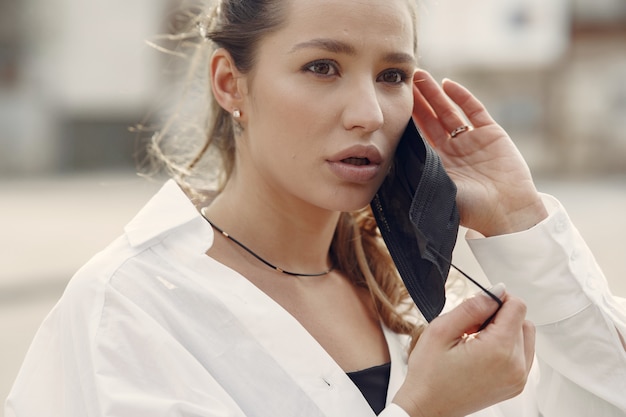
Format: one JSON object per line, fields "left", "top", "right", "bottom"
{"left": 142, "top": 0, "right": 425, "bottom": 345}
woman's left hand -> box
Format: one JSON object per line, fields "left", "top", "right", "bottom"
{"left": 411, "top": 69, "right": 548, "bottom": 237}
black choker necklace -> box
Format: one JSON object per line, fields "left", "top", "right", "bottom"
{"left": 200, "top": 208, "right": 333, "bottom": 277}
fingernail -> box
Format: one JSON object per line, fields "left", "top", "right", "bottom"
{"left": 482, "top": 282, "right": 506, "bottom": 299}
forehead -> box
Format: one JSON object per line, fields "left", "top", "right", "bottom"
{"left": 273, "top": 0, "right": 416, "bottom": 53}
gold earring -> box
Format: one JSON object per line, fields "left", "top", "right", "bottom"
{"left": 232, "top": 108, "right": 241, "bottom": 119}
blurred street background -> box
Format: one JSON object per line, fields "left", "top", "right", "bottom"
{"left": 1, "top": 0, "right": 625, "bottom": 413}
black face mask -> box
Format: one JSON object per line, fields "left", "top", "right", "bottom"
{"left": 371, "top": 119, "right": 460, "bottom": 322}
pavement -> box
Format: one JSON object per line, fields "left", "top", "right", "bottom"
{"left": 1, "top": 171, "right": 625, "bottom": 413}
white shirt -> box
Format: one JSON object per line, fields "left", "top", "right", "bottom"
{"left": 5, "top": 180, "right": 626, "bottom": 417}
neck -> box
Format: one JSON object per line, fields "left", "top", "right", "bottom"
{"left": 203, "top": 179, "right": 340, "bottom": 275}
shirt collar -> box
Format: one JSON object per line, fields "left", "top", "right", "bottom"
{"left": 124, "top": 179, "right": 212, "bottom": 250}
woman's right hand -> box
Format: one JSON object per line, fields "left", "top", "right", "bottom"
{"left": 393, "top": 287, "right": 536, "bottom": 417}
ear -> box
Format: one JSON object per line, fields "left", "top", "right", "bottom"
{"left": 210, "top": 48, "right": 246, "bottom": 116}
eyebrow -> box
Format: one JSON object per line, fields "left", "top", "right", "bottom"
{"left": 289, "top": 38, "right": 416, "bottom": 65}
{"left": 290, "top": 38, "right": 356, "bottom": 55}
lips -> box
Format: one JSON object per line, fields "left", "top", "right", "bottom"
{"left": 327, "top": 145, "right": 384, "bottom": 183}
{"left": 329, "top": 144, "right": 383, "bottom": 165}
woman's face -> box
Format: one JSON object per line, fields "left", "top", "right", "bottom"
{"left": 237, "top": 0, "right": 417, "bottom": 212}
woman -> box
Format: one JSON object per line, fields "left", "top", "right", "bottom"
{"left": 6, "top": 0, "right": 626, "bottom": 416}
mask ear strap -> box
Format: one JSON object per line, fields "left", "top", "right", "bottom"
{"left": 428, "top": 244, "right": 503, "bottom": 331}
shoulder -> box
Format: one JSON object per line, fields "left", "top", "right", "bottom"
{"left": 7, "top": 181, "right": 236, "bottom": 415}
{"left": 57, "top": 179, "right": 216, "bottom": 329}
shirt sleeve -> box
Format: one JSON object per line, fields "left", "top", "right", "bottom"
{"left": 379, "top": 403, "right": 411, "bottom": 417}
{"left": 466, "top": 193, "right": 626, "bottom": 415}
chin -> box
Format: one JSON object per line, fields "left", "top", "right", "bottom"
{"left": 321, "top": 188, "right": 379, "bottom": 213}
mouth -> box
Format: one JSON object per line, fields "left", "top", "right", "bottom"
{"left": 329, "top": 144, "right": 383, "bottom": 165}
{"left": 327, "top": 145, "right": 383, "bottom": 183}
{"left": 341, "top": 157, "right": 371, "bottom": 166}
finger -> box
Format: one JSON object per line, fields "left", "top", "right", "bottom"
{"left": 412, "top": 83, "right": 448, "bottom": 148}
{"left": 441, "top": 79, "right": 496, "bottom": 128}
{"left": 413, "top": 70, "right": 468, "bottom": 135}
{"left": 486, "top": 295, "right": 528, "bottom": 336}
{"left": 430, "top": 287, "right": 505, "bottom": 343}
{"left": 522, "top": 320, "right": 536, "bottom": 372}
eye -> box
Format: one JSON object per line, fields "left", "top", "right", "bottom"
{"left": 303, "top": 60, "right": 339, "bottom": 77}
{"left": 377, "top": 69, "right": 408, "bottom": 84}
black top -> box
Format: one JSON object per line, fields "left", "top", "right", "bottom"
{"left": 346, "top": 362, "right": 391, "bottom": 415}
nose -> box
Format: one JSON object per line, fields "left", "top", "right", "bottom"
{"left": 342, "top": 79, "right": 384, "bottom": 133}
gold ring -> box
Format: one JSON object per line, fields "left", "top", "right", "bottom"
{"left": 450, "top": 125, "right": 470, "bottom": 138}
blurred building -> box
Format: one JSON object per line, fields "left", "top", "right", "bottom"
{"left": 1, "top": 0, "right": 625, "bottom": 176}
{"left": 0, "top": 0, "right": 168, "bottom": 175}
{"left": 418, "top": 0, "right": 626, "bottom": 175}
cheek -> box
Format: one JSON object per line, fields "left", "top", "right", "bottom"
{"left": 243, "top": 89, "right": 316, "bottom": 180}
{"left": 382, "top": 92, "right": 414, "bottom": 147}
{"left": 250, "top": 83, "right": 334, "bottom": 154}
